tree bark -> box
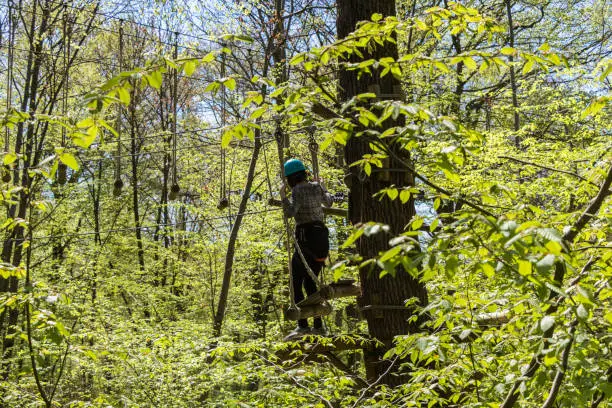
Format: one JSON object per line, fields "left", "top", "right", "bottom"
{"left": 213, "top": 137, "right": 262, "bottom": 337}
{"left": 336, "top": 0, "right": 428, "bottom": 385}
{"left": 129, "top": 91, "right": 146, "bottom": 273}
{"left": 505, "top": 0, "right": 520, "bottom": 139}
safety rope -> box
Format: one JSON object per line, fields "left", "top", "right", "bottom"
{"left": 290, "top": 224, "right": 323, "bottom": 288}
{"left": 308, "top": 128, "right": 319, "bottom": 181}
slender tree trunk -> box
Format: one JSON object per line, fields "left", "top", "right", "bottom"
{"left": 213, "top": 137, "right": 262, "bottom": 336}
{"left": 129, "top": 95, "right": 146, "bottom": 272}
{"left": 505, "top": 0, "right": 520, "bottom": 141}
{"left": 0, "top": 0, "right": 48, "bottom": 376}
{"left": 90, "top": 161, "right": 103, "bottom": 304}
{"left": 153, "top": 85, "right": 171, "bottom": 287}
{"left": 337, "top": 0, "right": 428, "bottom": 385}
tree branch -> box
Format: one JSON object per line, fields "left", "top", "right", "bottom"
{"left": 498, "top": 155, "right": 599, "bottom": 187}
{"left": 541, "top": 320, "right": 577, "bottom": 408}
{"left": 350, "top": 356, "right": 398, "bottom": 408}
{"left": 377, "top": 141, "right": 497, "bottom": 218}
{"left": 563, "top": 164, "right": 612, "bottom": 243}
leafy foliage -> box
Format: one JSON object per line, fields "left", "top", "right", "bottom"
{"left": 0, "top": 0, "right": 610, "bottom": 407}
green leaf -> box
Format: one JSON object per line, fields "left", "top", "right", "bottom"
{"left": 221, "top": 34, "right": 254, "bottom": 43}
{"left": 518, "top": 260, "right": 531, "bottom": 276}
{"left": 480, "top": 263, "right": 495, "bottom": 278}
{"left": 576, "top": 304, "right": 588, "bottom": 320}
{"left": 201, "top": 52, "right": 215, "bottom": 63}
{"left": 580, "top": 96, "right": 609, "bottom": 119}
{"left": 387, "top": 188, "right": 398, "bottom": 200}
{"left": 117, "top": 87, "right": 131, "bottom": 105}
{"left": 501, "top": 47, "right": 516, "bottom": 56}
{"left": 463, "top": 56, "right": 477, "bottom": 71}
{"left": 429, "top": 218, "right": 440, "bottom": 232}
{"left": 535, "top": 228, "right": 563, "bottom": 244}
{"left": 98, "top": 119, "right": 119, "bottom": 138}
{"left": 183, "top": 60, "right": 197, "bottom": 76}
{"left": 399, "top": 189, "right": 410, "bottom": 204}
{"left": 205, "top": 81, "right": 221, "bottom": 94}
{"left": 598, "top": 63, "right": 612, "bottom": 82}
{"left": 59, "top": 153, "right": 79, "bottom": 171}
{"left": 543, "top": 354, "right": 558, "bottom": 367}
{"left": 545, "top": 241, "right": 562, "bottom": 255}
{"left": 3, "top": 152, "right": 17, "bottom": 165}
{"left": 289, "top": 53, "right": 307, "bottom": 65}
{"left": 72, "top": 131, "right": 95, "bottom": 149}
{"left": 379, "top": 245, "right": 402, "bottom": 262}
{"left": 221, "top": 130, "right": 233, "bottom": 148}
{"left": 538, "top": 42, "right": 551, "bottom": 53}
{"left": 342, "top": 228, "right": 364, "bottom": 248}
{"left": 548, "top": 53, "right": 561, "bottom": 66}
{"left": 446, "top": 255, "right": 458, "bottom": 274}
{"left": 411, "top": 217, "right": 423, "bottom": 231}
{"left": 249, "top": 106, "right": 267, "bottom": 120}
{"left": 522, "top": 58, "right": 535, "bottom": 75}
{"left": 223, "top": 77, "right": 236, "bottom": 91}
{"left": 147, "top": 70, "right": 163, "bottom": 90}
{"left": 535, "top": 254, "right": 555, "bottom": 274}
{"left": 540, "top": 315, "right": 555, "bottom": 332}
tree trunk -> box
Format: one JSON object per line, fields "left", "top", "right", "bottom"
{"left": 505, "top": 0, "right": 520, "bottom": 139}
{"left": 337, "top": 0, "right": 428, "bottom": 385}
{"left": 129, "top": 93, "right": 146, "bottom": 272}
{"left": 213, "top": 137, "right": 262, "bottom": 336}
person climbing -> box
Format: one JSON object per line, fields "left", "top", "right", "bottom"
{"left": 280, "top": 158, "right": 333, "bottom": 339}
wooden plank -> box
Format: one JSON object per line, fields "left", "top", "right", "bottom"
{"left": 297, "top": 291, "right": 325, "bottom": 307}
{"left": 284, "top": 302, "right": 332, "bottom": 321}
{"left": 320, "top": 283, "right": 361, "bottom": 300}
{"left": 295, "top": 283, "right": 361, "bottom": 307}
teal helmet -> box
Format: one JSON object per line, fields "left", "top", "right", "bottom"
{"left": 283, "top": 158, "right": 306, "bottom": 177}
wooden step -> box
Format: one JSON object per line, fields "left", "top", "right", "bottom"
{"left": 284, "top": 302, "right": 332, "bottom": 321}
{"left": 284, "top": 283, "right": 361, "bottom": 321}
{"left": 296, "top": 283, "right": 361, "bottom": 307}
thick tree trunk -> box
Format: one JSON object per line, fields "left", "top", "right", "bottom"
{"left": 337, "top": 0, "right": 428, "bottom": 385}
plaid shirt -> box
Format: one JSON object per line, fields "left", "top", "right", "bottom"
{"left": 283, "top": 182, "right": 333, "bottom": 225}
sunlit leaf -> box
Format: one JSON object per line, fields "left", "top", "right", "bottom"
{"left": 59, "top": 153, "right": 79, "bottom": 171}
